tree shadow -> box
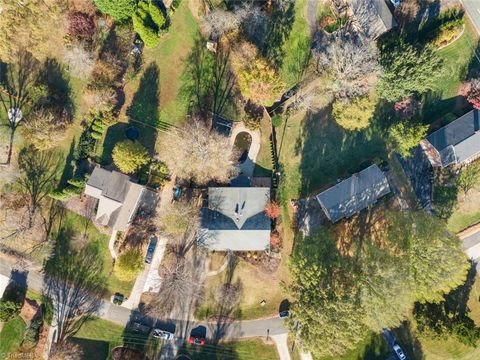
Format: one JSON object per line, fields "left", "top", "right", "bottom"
{"left": 57, "top": 139, "right": 76, "bottom": 190}
{"left": 38, "top": 58, "right": 74, "bottom": 122}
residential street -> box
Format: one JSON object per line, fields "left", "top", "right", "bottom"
{"left": 0, "top": 258, "right": 288, "bottom": 340}
{"left": 461, "top": 0, "right": 480, "bottom": 34}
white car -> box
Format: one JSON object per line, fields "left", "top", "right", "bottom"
{"left": 390, "top": 0, "right": 401, "bottom": 7}
{"left": 393, "top": 344, "right": 407, "bottom": 360}
{"left": 152, "top": 329, "right": 175, "bottom": 340}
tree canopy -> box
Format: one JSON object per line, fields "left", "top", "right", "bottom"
{"left": 388, "top": 120, "right": 428, "bottom": 157}
{"left": 377, "top": 41, "right": 443, "bottom": 102}
{"left": 112, "top": 140, "right": 150, "bottom": 174}
{"left": 289, "top": 211, "right": 469, "bottom": 358}
{"left": 93, "top": 0, "right": 137, "bottom": 22}
{"left": 332, "top": 94, "right": 377, "bottom": 130}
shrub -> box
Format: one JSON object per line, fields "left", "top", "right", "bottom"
{"left": 388, "top": 120, "right": 428, "bottom": 157}
{"left": 67, "top": 178, "right": 86, "bottom": 189}
{"left": 49, "top": 190, "right": 71, "bottom": 201}
{"left": 148, "top": 1, "right": 167, "bottom": 28}
{"left": 264, "top": 201, "right": 281, "bottom": 219}
{"left": 75, "top": 128, "right": 96, "bottom": 160}
{"left": 23, "top": 317, "right": 43, "bottom": 346}
{"left": 132, "top": 0, "right": 167, "bottom": 48}
{"left": 133, "top": 13, "right": 160, "bottom": 48}
{"left": 93, "top": 0, "right": 136, "bottom": 21}
{"left": 0, "top": 300, "right": 22, "bottom": 321}
{"left": 332, "top": 94, "right": 377, "bottom": 130}
{"left": 91, "top": 123, "right": 105, "bottom": 133}
{"left": 67, "top": 12, "right": 95, "bottom": 39}
{"left": 271, "top": 114, "right": 283, "bottom": 128}
{"left": 90, "top": 131, "right": 103, "bottom": 140}
{"left": 41, "top": 295, "right": 53, "bottom": 326}
{"left": 115, "top": 249, "right": 144, "bottom": 281}
{"left": 112, "top": 140, "right": 150, "bottom": 174}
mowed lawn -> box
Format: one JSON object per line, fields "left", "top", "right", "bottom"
{"left": 122, "top": 0, "right": 199, "bottom": 127}
{"left": 183, "top": 338, "right": 279, "bottom": 360}
{"left": 0, "top": 316, "right": 26, "bottom": 360}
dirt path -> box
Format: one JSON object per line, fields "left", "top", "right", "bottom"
{"left": 305, "top": 0, "right": 319, "bottom": 35}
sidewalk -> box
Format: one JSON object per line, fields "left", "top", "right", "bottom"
{"left": 272, "top": 333, "right": 291, "bottom": 360}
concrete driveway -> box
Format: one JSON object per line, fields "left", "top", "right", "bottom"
{"left": 230, "top": 122, "right": 261, "bottom": 178}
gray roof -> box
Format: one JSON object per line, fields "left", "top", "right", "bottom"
{"left": 348, "top": 0, "right": 397, "bottom": 39}
{"left": 315, "top": 164, "right": 391, "bottom": 223}
{"left": 426, "top": 109, "right": 480, "bottom": 166}
{"left": 201, "top": 187, "right": 271, "bottom": 251}
{"left": 85, "top": 167, "right": 144, "bottom": 231}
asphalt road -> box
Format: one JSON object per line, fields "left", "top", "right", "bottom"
{"left": 0, "top": 257, "right": 287, "bottom": 340}
{"left": 461, "top": 0, "right": 480, "bottom": 35}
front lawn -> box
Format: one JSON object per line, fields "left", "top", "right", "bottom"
{"left": 0, "top": 316, "right": 27, "bottom": 360}
{"left": 61, "top": 210, "right": 135, "bottom": 297}
{"left": 181, "top": 338, "right": 279, "bottom": 360}
{"left": 322, "top": 332, "right": 390, "bottom": 360}
{"left": 447, "top": 185, "right": 480, "bottom": 233}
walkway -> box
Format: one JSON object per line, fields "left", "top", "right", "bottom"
{"left": 230, "top": 122, "right": 261, "bottom": 178}
{"left": 272, "top": 333, "right": 291, "bottom": 360}
{"left": 108, "top": 230, "right": 118, "bottom": 259}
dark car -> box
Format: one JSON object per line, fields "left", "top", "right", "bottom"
{"left": 279, "top": 310, "right": 289, "bottom": 319}
{"left": 145, "top": 237, "right": 157, "bottom": 264}
{"left": 112, "top": 293, "right": 124, "bottom": 305}
{"left": 131, "top": 322, "right": 150, "bottom": 334}
{"left": 188, "top": 336, "right": 205, "bottom": 346}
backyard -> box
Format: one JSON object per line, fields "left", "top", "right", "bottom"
{"left": 0, "top": 316, "right": 27, "bottom": 360}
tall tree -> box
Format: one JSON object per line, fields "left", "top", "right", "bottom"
{"left": 16, "top": 146, "right": 61, "bottom": 228}
{"left": 43, "top": 231, "right": 106, "bottom": 344}
{"left": 21, "top": 108, "right": 67, "bottom": 150}
{"left": 161, "top": 120, "right": 238, "bottom": 184}
{"left": 377, "top": 41, "right": 443, "bottom": 102}
{"left": 93, "top": 0, "right": 137, "bottom": 22}
{"left": 0, "top": 50, "right": 46, "bottom": 164}
{"left": 388, "top": 120, "right": 428, "bottom": 157}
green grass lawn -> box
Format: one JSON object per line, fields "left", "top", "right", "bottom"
{"left": 123, "top": 0, "right": 199, "bottom": 127}
{"left": 0, "top": 316, "right": 26, "bottom": 360}
{"left": 253, "top": 116, "right": 274, "bottom": 177}
{"left": 61, "top": 210, "right": 136, "bottom": 298}
{"left": 181, "top": 338, "right": 279, "bottom": 360}
{"left": 321, "top": 333, "right": 390, "bottom": 360}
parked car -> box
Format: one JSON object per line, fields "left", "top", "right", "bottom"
{"left": 279, "top": 310, "right": 289, "bottom": 319}
{"left": 390, "top": 0, "right": 401, "bottom": 7}
{"left": 112, "top": 293, "right": 124, "bottom": 305}
{"left": 145, "top": 237, "right": 157, "bottom": 264}
{"left": 131, "top": 322, "right": 150, "bottom": 334}
{"left": 152, "top": 329, "right": 175, "bottom": 340}
{"left": 393, "top": 344, "right": 407, "bottom": 360}
{"left": 188, "top": 335, "right": 205, "bottom": 346}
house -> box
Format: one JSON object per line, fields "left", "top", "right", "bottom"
{"left": 315, "top": 164, "right": 391, "bottom": 223}
{"left": 348, "top": 0, "right": 397, "bottom": 39}
{"left": 84, "top": 167, "right": 145, "bottom": 231}
{"left": 420, "top": 109, "right": 480, "bottom": 168}
{"left": 200, "top": 187, "right": 271, "bottom": 251}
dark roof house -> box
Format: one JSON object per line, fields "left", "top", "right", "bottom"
{"left": 84, "top": 167, "right": 145, "bottom": 231}
{"left": 200, "top": 187, "right": 271, "bottom": 251}
{"left": 348, "top": 0, "right": 397, "bottom": 39}
{"left": 420, "top": 109, "right": 480, "bottom": 168}
{"left": 315, "top": 164, "right": 391, "bottom": 223}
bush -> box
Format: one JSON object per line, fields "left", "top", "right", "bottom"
{"left": 264, "top": 201, "right": 281, "bottom": 219}
{"left": 90, "top": 131, "right": 103, "bottom": 140}
{"left": 48, "top": 190, "right": 71, "bottom": 201}
{"left": 115, "top": 249, "right": 144, "bottom": 281}
{"left": 75, "top": 128, "right": 96, "bottom": 160}
{"left": 41, "top": 295, "right": 53, "bottom": 326}
{"left": 132, "top": 0, "right": 167, "bottom": 48}
{"left": 91, "top": 123, "right": 105, "bottom": 133}
{"left": 0, "top": 300, "right": 22, "bottom": 321}
{"left": 67, "top": 178, "right": 86, "bottom": 189}
{"left": 388, "top": 120, "right": 428, "bottom": 157}
{"left": 332, "top": 94, "right": 377, "bottom": 130}
{"left": 271, "top": 114, "right": 283, "bottom": 128}
{"left": 67, "top": 12, "right": 95, "bottom": 39}
{"left": 133, "top": 13, "right": 160, "bottom": 48}
{"left": 112, "top": 140, "right": 150, "bottom": 174}
{"left": 93, "top": 0, "right": 136, "bottom": 21}
{"left": 23, "top": 317, "right": 43, "bottom": 347}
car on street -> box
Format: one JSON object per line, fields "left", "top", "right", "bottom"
{"left": 279, "top": 310, "right": 289, "bottom": 319}
{"left": 112, "top": 292, "right": 124, "bottom": 305}
{"left": 188, "top": 335, "right": 205, "bottom": 346}
{"left": 152, "top": 329, "right": 175, "bottom": 340}
{"left": 145, "top": 237, "right": 157, "bottom": 264}
{"left": 393, "top": 344, "right": 407, "bottom": 360}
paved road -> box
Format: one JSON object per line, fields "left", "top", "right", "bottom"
{"left": 461, "top": 1, "right": 480, "bottom": 35}
{"left": 0, "top": 258, "right": 287, "bottom": 340}
{"left": 462, "top": 230, "right": 480, "bottom": 273}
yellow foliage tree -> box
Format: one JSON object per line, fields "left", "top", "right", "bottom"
{"left": 332, "top": 94, "right": 377, "bottom": 130}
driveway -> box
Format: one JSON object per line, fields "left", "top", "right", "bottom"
{"left": 230, "top": 122, "right": 261, "bottom": 179}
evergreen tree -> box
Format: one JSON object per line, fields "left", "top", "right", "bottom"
{"left": 94, "top": 0, "right": 137, "bottom": 22}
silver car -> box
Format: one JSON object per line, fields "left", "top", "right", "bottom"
{"left": 393, "top": 344, "right": 407, "bottom": 360}
{"left": 152, "top": 329, "right": 175, "bottom": 340}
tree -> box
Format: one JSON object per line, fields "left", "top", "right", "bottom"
{"left": 332, "top": 94, "right": 377, "bottom": 130}
{"left": 114, "top": 249, "right": 144, "bottom": 281}
{"left": 132, "top": 0, "right": 167, "bottom": 48}
{"left": 0, "top": 50, "right": 46, "bottom": 165}
{"left": 0, "top": 300, "right": 22, "bottom": 321}
{"left": 43, "top": 231, "right": 106, "bottom": 343}
{"left": 50, "top": 341, "right": 85, "bottom": 360}
{"left": 264, "top": 201, "right": 281, "bottom": 219}
{"left": 16, "top": 146, "right": 61, "bottom": 228}
{"left": 112, "top": 140, "right": 150, "bottom": 174}
{"left": 93, "top": 0, "right": 137, "bottom": 21}
{"left": 21, "top": 109, "right": 67, "bottom": 150}
{"left": 458, "top": 163, "right": 480, "bottom": 195}
{"left": 315, "top": 32, "right": 380, "bottom": 99}
{"left": 388, "top": 120, "right": 428, "bottom": 157}
{"left": 377, "top": 42, "right": 443, "bottom": 102}
{"left": 67, "top": 12, "right": 96, "bottom": 40}
{"left": 459, "top": 79, "right": 480, "bottom": 110}
{"left": 161, "top": 120, "right": 238, "bottom": 184}
{"left": 203, "top": 6, "right": 248, "bottom": 38}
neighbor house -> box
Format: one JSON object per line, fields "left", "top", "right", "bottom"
{"left": 420, "top": 109, "right": 480, "bottom": 168}
{"left": 316, "top": 164, "right": 391, "bottom": 223}
{"left": 84, "top": 167, "right": 145, "bottom": 231}
{"left": 347, "top": 0, "right": 397, "bottom": 39}
{"left": 200, "top": 187, "right": 271, "bottom": 251}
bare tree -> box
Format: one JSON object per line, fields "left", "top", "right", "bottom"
{"left": 314, "top": 32, "right": 380, "bottom": 99}
{"left": 16, "top": 146, "right": 61, "bottom": 228}
{"left": 203, "top": 8, "right": 246, "bottom": 38}
{"left": 21, "top": 108, "right": 67, "bottom": 150}
{"left": 161, "top": 119, "right": 238, "bottom": 184}
{"left": 43, "top": 230, "right": 106, "bottom": 344}
{"left": 214, "top": 282, "right": 241, "bottom": 310}
{"left": 62, "top": 42, "right": 94, "bottom": 79}
{"left": 49, "top": 340, "right": 85, "bottom": 360}
{"left": 0, "top": 49, "right": 44, "bottom": 164}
